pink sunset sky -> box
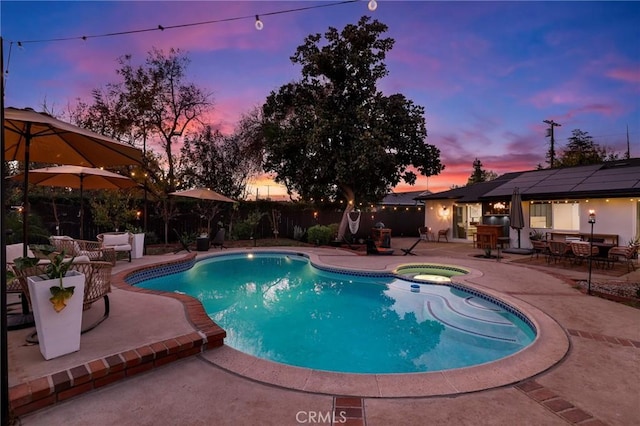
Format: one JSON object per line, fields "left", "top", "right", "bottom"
{"left": 2, "top": 1, "right": 639, "bottom": 199}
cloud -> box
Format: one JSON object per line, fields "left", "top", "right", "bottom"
{"left": 606, "top": 67, "right": 640, "bottom": 84}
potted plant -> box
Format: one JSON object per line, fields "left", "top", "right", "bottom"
{"left": 529, "top": 229, "right": 545, "bottom": 241}
{"left": 18, "top": 245, "right": 86, "bottom": 360}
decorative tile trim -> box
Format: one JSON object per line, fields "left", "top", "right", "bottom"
{"left": 515, "top": 379, "right": 601, "bottom": 425}
{"left": 9, "top": 331, "right": 223, "bottom": 417}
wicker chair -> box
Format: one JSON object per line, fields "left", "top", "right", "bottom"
{"left": 10, "top": 260, "right": 113, "bottom": 337}
{"left": 607, "top": 245, "right": 638, "bottom": 272}
{"left": 547, "top": 240, "right": 571, "bottom": 264}
{"left": 530, "top": 240, "right": 549, "bottom": 260}
{"left": 570, "top": 242, "right": 600, "bottom": 266}
{"left": 49, "top": 236, "right": 116, "bottom": 264}
{"left": 437, "top": 228, "right": 450, "bottom": 242}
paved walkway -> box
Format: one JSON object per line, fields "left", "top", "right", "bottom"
{"left": 8, "top": 239, "right": 640, "bottom": 425}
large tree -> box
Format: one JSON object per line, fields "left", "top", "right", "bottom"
{"left": 466, "top": 158, "right": 497, "bottom": 185}
{"left": 178, "top": 125, "right": 260, "bottom": 199}
{"left": 556, "top": 129, "right": 615, "bottom": 167}
{"left": 71, "top": 48, "right": 212, "bottom": 243}
{"left": 261, "top": 16, "right": 443, "bottom": 239}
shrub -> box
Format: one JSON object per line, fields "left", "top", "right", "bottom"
{"left": 307, "top": 225, "right": 334, "bottom": 246}
{"left": 231, "top": 221, "right": 253, "bottom": 240}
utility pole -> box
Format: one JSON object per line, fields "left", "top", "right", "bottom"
{"left": 543, "top": 119, "right": 561, "bottom": 168}
{"left": 626, "top": 125, "right": 631, "bottom": 159}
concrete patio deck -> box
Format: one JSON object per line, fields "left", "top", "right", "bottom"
{"left": 7, "top": 239, "right": 640, "bottom": 425}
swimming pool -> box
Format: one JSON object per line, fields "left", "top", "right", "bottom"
{"left": 136, "top": 252, "right": 536, "bottom": 374}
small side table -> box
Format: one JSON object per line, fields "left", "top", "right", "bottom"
{"left": 196, "top": 237, "right": 210, "bottom": 251}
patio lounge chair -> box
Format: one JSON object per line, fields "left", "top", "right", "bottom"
{"left": 401, "top": 238, "right": 421, "bottom": 256}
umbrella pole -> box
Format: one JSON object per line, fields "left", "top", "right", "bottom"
{"left": 79, "top": 175, "right": 84, "bottom": 240}
{"left": 22, "top": 125, "right": 31, "bottom": 257}
{"left": 2, "top": 35, "right": 11, "bottom": 426}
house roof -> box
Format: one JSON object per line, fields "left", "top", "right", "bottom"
{"left": 482, "top": 158, "right": 640, "bottom": 200}
{"left": 414, "top": 172, "right": 521, "bottom": 202}
{"left": 380, "top": 190, "right": 428, "bottom": 206}
{"left": 416, "top": 159, "right": 640, "bottom": 202}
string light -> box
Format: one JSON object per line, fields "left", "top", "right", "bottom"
{"left": 368, "top": 0, "right": 378, "bottom": 11}
{"left": 254, "top": 15, "right": 264, "bottom": 31}
{"left": 8, "top": 0, "right": 364, "bottom": 46}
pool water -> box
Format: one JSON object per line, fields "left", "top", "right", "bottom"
{"left": 137, "top": 253, "right": 535, "bottom": 374}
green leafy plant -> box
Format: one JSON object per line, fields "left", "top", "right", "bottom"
{"left": 529, "top": 229, "right": 545, "bottom": 241}
{"left": 293, "top": 225, "right": 306, "bottom": 241}
{"left": 14, "top": 245, "right": 77, "bottom": 313}
{"left": 307, "top": 225, "right": 334, "bottom": 246}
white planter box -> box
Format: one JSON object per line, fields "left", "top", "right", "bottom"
{"left": 27, "top": 271, "right": 85, "bottom": 360}
{"left": 132, "top": 233, "right": 145, "bottom": 259}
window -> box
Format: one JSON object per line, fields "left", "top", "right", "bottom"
{"left": 529, "top": 201, "right": 580, "bottom": 231}
{"left": 530, "top": 202, "right": 552, "bottom": 228}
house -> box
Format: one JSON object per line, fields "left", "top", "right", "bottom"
{"left": 415, "top": 159, "right": 640, "bottom": 248}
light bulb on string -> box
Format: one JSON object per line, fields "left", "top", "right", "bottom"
{"left": 255, "top": 15, "right": 264, "bottom": 31}
{"left": 368, "top": 0, "right": 378, "bottom": 12}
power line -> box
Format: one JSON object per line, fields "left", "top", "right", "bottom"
{"left": 7, "top": 0, "right": 361, "bottom": 45}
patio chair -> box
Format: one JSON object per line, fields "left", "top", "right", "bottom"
{"left": 418, "top": 226, "right": 433, "bottom": 242}
{"left": 211, "top": 228, "right": 227, "bottom": 250}
{"left": 569, "top": 242, "right": 600, "bottom": 267}
{"left": 50, "top": 235, "right": 116, "bottom": 264}
{"left": 606, "top": 245, "right": 637, "bottom": 272}
{"left": 437, "top": 228, "right": 449, "bottom": 242}
{"left": 547, "top": 240, "right": 571, "bottom": 264}
{"left": 97, "top": 232, "right": 133, "bottom": 263}
{"left": 530, "top": 240, "right": 549, "bottom": 260}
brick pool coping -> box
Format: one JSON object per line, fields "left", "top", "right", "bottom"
{"left": 9, "top": 253, "right": 226, "bottom": 417}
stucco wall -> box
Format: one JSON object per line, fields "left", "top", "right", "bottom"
{"left": 423, "top": 198, "right": 638, "bottom": 248}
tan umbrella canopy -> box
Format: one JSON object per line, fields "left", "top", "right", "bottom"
{"left": 3, "top": 107, "right": 143, "bottom": 250}
{"left": 10, "top": 166, "right": 139, "bottom": 239}
{"left": 4, "top": 107, "right": 142, "bottom": 166}
{"left": 169, "top": 187, "right": 236, "bottom": 203}
{"left": 170, "top": 188, "right": 236, "bottom": 237}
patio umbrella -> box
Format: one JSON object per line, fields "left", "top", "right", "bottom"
{"left": 10, "top": 165, "right": 139, "bottom": 239}
{"left": 3, "top": 107, "right": 143, "bottom": 252}
{"left": 169, "top": 187, "right": 236, "bottom": 203}
{"left": 169, "top": 188, "right": 236, "bottom": 236}
{"left": 510, "top": 187, "right": 525, "bottom": 248}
